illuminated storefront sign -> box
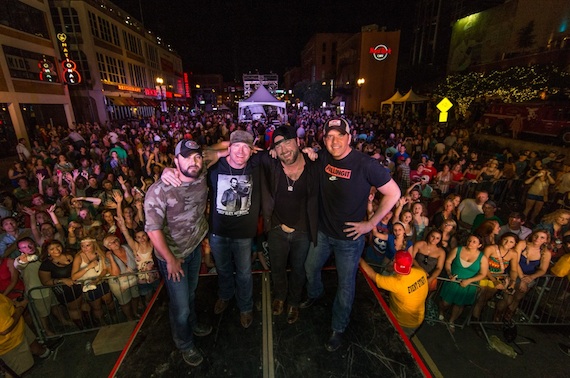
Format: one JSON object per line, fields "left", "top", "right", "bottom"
{"left": 145, "top": 88, "right": 158, "bottom": 96}
{"left": 57, "top": 33, "right": 81, "bottom": 84}
{"left": 38, "top": 57, "right": 56, "bottom": 82}
{"left": 369, "top": 44, "right": 392, "bottom": 61}
{"left": 184, "top": 73, "right": 191, "bottom": 98}
{"left": 118, "top": 84, "right": 142, "bottom": 92}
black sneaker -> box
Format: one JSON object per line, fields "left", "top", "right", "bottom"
{"left": 300, "top": 293, "right": 323, "bottom": 309}
{"left": 325, "top": 331, "right": 343, "bottom": 352}
{"left": 193, "top": 323, "right": 213, "bottom": 337}
{"left": 182, "top": 347, "right": 204, "bottom": 367}
{"left": 39, "top": 336, "right": 65, "bottom": 358}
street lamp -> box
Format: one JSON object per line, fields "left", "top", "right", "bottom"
{"left": 356, "top": 78, "right": 365, "bottom": 114}
{"left": 156, "top": 77, "right": 166, "bottom": 112}
{"left": 156, "top": 77, "right": 163, "bottom": 92}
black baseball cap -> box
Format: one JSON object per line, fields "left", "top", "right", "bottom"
{"left": 175, "top": 139, "right": 202, "bottom": 158}
{"left": 272, "top": 126, "right": 297, "bottom": 147}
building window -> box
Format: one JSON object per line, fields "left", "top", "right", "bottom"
{"left": 145, "top": 43, "right": 159, "bottom": 69}
{"left": 97, "top": 53, "right": 126, "bottom": 84}
{"left": 331, "top": 42, "right": 338, "bottom": 66}
{"left": 3, "top": 45, "right": 59, "bottom": 82}
{"left": 322, "top": 42, "right": 326, "bottom": 52}
{"left": 322, "top": 55, "right": 326, "bottom": 65}
{"left": 0, "top": 0, "right": 50, "bottom": 39}
{"left": 111, "top": 24, "right": 120, "bottom": 46}
{"left": 75, "top": 50, "right": 91, "bottom": 83}
{"left": 50, "top": 7, "right": 82, "bottom": 41}
{"left": 98, "top": 16, "right": 112, "bottom": 43}
{"left": 128, "top": 63, "right": 147, "bottom": 88}
{"left": 88, "top": 11, "right": 99, "bottom": 39}
{"left": 88, "top": 12, "right": 120, "bottom": 46}
{"left": 123, "top": 31, "right": 143, "bottom": 56}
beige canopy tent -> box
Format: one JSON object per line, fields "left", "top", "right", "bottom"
{"left": 380, "top": 90, "right": 403, "bottom": 114}
{"left": 392, "top": 89, "right": 429, "bottom": 114}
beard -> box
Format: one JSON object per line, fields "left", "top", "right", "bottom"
{"left": 278, "top": 148, "right": 300, "bottom": 166}
{"left": 180, "top": 165, "right": 203, "bottom": 179}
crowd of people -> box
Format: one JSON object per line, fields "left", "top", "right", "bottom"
{"left": 1, "top": 106, "right": 570, "bottom": 372}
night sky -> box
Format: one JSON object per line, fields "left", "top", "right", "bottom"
{"left": 114, "top": 0, "right": 418, "bottom": 82}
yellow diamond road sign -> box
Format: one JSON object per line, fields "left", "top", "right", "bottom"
{"left": 437, "top": 97, "right": 453, "bottom": 122}
{"left": 437, "top": 97, "right": 453, "bottom": 112}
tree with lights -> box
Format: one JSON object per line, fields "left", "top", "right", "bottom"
{"left": 433, "top": 65, "right": 570, "bottom": 116}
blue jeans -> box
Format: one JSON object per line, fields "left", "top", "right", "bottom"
{"left": 305, "top": 230, "right": 364, "bottom": 333}
{"left": 267, "top": 227, "right": 310, "bottom": 306}
{"left": 157, "top": 245, "right": 202, "bottom": 351}
{"left": 209, "top": 233, "right": 253, "bottom": 313}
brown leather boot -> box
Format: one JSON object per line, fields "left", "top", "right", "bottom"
{"left": 286, "top": 305, "right": 299, "bottom": 324}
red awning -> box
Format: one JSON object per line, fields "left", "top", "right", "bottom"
{"left": 107, "top": 96, "right": 138, "bottom": 106}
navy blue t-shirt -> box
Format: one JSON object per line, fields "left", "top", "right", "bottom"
{"left": 318, "top": 149, "right": 392, "bottom": 240}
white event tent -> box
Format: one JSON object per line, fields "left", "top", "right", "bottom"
{"left": 238, "top": 85, "right": 287, "bottom": 123}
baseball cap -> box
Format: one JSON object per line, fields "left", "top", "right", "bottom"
{"left": 324, "top": 118, "right": 350, "bottom": 136}
{"left": 484, "top": 200, "right": 497, "bottom": 208}
{"left": 393, "top": 250, "right": 413, "bottom": 275}
{"left": 230, "top": 130, "right": 254, "bottom": 149}
{"left": 175, "top": 139, "right": 202, "bottom": 158}
{"left": 272, "top": 126, "right": 296, "bottom": 147}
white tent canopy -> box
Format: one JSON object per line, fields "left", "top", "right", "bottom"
{"left": 238, "top": 85, "right": 287, "bottom": 123}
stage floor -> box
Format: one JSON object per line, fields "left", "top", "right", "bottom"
{"left": 111, "top": 270, "right": 428, "bottom": 377}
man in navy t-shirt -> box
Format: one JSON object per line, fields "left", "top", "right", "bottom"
{"left": 302, "top": 118, "right": 401, "bottom": 352}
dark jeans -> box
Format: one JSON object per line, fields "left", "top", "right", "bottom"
{"left": 157, "top": 245, "right": 201, "bottom": 351}
{"left": 267, "top": 227, "right": 310, "bottom": 307}
{"left": 305, "top": 230, "right": 364, "bottom": 333}
{"left": 209, "top": 233, "right": 253, "bottom": 313}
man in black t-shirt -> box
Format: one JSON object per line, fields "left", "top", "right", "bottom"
{"left": 260, "top": 126, "right": 319, "bottom": 325}
{"left": 302, "top": 118, "right": 401, "bottom": 352}
{"left": 207, "top": 130, "right": 261, "bottom": 329}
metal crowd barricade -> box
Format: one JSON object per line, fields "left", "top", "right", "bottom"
{"left": 419, "top": 274, "right": 570, "bottom": 350}
{"left": 516, "top": 275, "right": 570, "bottom": 325}
{"left": 438, "top": 274, "right": 570, "bottom": 328}
{"left": 422, "top": 276, "right": 480, "bottom": 331}
{"left": 26, "top": 270, "right": 161, "bottom": 343}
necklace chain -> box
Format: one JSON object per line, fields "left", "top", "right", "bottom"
{"left": 285, "top": 175, "right": 296, "bottom": 192}
{"left": 229, "top": 164, "right": 245, "bottom": 177}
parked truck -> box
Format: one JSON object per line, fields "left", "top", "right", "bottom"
{"left": 481, "top": 101, "right": 570, "bottom": 145}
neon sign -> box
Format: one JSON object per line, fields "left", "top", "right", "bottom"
{"left": 38, "top": 58, "right": 56, "bottom": 82}
{"left": 57, "top": 33, "right": 81, "bottom": 85}
{"left": 118, "top": 84, "right": 141, "bottom": 92}
{"left": 184, "top": 73, "right": 191, "bottom": 98}
{"left": 369, "top": 44, "right": 391, "bottom": 61}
